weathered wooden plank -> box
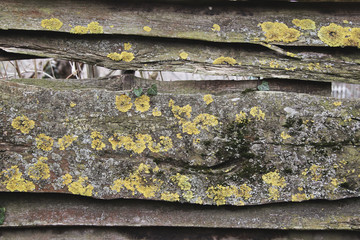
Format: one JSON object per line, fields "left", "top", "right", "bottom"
{"left": 1, "top": 78, "right": 359, "bottom": 206}
{"left": 1, "top": 30, "right": 359, "bottom": 83}
{"left": 1, "top": 227, "right": 360, "bottom": 240}
{"left": 0, "top": 193, "right": 360, "bottom": 230}
{"left": 2, "top": 0, "right": 360, "bottom": 47}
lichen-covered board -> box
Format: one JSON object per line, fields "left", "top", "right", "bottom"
{"left": 0, "top": 79, "right": 359, "bottom": 206}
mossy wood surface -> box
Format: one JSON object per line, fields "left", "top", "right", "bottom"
{"left": 1, "top": 79, "right": 359, "bottom": 207}
{"left": 1, "top": 193, "right": 360, "bottom": 230}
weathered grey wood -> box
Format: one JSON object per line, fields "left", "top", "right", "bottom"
{"left": 1, "top": 78, "right": 359, "bottom": 206}
{"left": 1, "top": 30, "right": 359, "bottom": 83}
{"left": 2, "top": 0, "right": 360, "bottom": 46}
{"left": 0, "top": 193, "right": 360, "bottom": 230}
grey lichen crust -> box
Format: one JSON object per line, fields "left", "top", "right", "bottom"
{"left": 0, "top": 79, "right": 359, "bottom": 206}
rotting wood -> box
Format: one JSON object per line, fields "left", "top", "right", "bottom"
{"left": 0, "top": 193, "right": 360, "bottom": 230}
{"left": 0, "top": 78, "right": 359, "bottom": 206}
{"left": 0, "top": 30, "right": 359, "bottom": 83}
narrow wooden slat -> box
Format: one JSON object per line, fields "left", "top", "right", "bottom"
{"left": 0, "top": 193, "right": 360, "bottom": 230}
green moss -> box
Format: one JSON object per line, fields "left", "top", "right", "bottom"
{"left": 0, "top": 207, "right": 5, "bottom": 225}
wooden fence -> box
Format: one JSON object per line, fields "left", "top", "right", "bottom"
{"left": 0, "top": 0, "right": 360, "bottom": 239}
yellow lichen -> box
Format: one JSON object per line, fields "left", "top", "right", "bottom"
{"left": 1, "top": 166, "right": 35, "bottom": 192}
{"left": 41, "top": 18, "right": 63, "bottom": 30}
{"left": 28, "top": 157, "right": 50, "bottom": 180}
{"left": 203, "top": 94, "right": 213, "bottom": 105}
{"left": 193, "top": 113, "right": 219, "bottom": 130}
{"left": 235, "top": 111, "right": 247, "bottom": 124}
{"left": 87, "top": 21, "right": 103, "bottom": 34}
{"left": 307, "top": 63, "right": 321, "bottom": 71}
{"left": 206, "top": 184, "right": 252, "bottom": 206}
{"left": 310, "top": 164, "right": 322, "bottom": 181}
{"left": 143, "top": 26, "right": 152, "bottom": 32}
{"left": 170, "top": 173, "right": 191, "bottom": 191}
{"left": 182, "top": 121, "right": 200, "bottom": 135}
{"left": 262, "top": 171, "right": 287, "bottom": 188}
{"left": 36, "top": 134, "right": 54, "bottom": 151}
{"left": 280, "top": 131, "right": 291, "bottom": 140}
{"left": 68, "top": 176, "right": 94, "bottom": 196}
{"left": 169, "top": 100, "right": 192, "bottom": 121}
{"left": 161, "top": 192, "right": 180, "bottom": 202}
{"left": 90, "top": 131, "right": 105, "bottom": 150}
{"left": 333, "top": 101, "right": 342, "bottom": 107}
{"left": 179, "top": 51, "right": 189, "bottom": 60}
{"left": 211, "top": 24, "right": 221, "bottom": 31}
{"left": 115, "top": 94, "right": 133, "bottom": 112}
{"left": 134, "top": 95, "right": 150, "bottom": 112}
{"left": 318, "top": 23, "right": 348, "bottom": 47}
{"left": 107, "top": 51, "right": 135, "bottom": 62}
{"left": 268, "top": 186, "right": 280, "bottom": 200}
{"left": 213, "top": 56, "right": 237, "bottom": 65}
{"left": 292, "top": 193, "right": 310, "bottom": 202}
{"left": 292, "top": 19, "right": 316, "bottom": 30}
{"left": 70, "top": 102, "right": 76, "bottom": 107}
{"left": 259, "top": 22, "right": 300, "bottom": 43}
{"left": 152, "top": 107, "right": 162, "bottom": 116}
{"left": 62, "top": 173, "right": 73, "bottom": 185}
{"left": 250, "top": 106, "right": 265, "bottom": 120}
{"left": 111, "top": 164, "right": 163, "bottom": 198}
{"left": 195, "top": 197, "right": 203, "bottom": 204}
{"left": 124, "top": 42, "right": 132, "bottom": 51}
{"left": 58, "top": 134, "right": 77, "bottom": 150}
{"left": 176, "top": 133, "right": 183, "bottom": 139}
{"left": 269, "top": 61, "right": 280, "bottom": 68}
{"left": 11, "top": 115, "right": 35, "bottom": 134}
{"left": 70, "top": 25, "right": 88, "bottom": 34}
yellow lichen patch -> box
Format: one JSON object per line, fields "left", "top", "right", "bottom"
{"left": 182, "top": 191, "right": 194, "bottom": 201}
{"left": 1, "top": 166, "right": 35, "bottom": 192}
{"left": 213, "top": 56, "right": 237, "bottom": 65}
{"left": 179, "top": 51, "right": 189, "bottom": 60}
{"left": 111, "top": 164, "right": 163, "bottom": 198}
{"left": 250, "top": 106, "right": 265, "bottom": 120}
{"left": 280, "top": 131, "right": 291, "bottom": 140}
{"left": 206, "top": 184, "right": 252, "bottom": 206}
{"left": 292, "top": 193, "right": 310, "bottom": 202}
{"left": 134, "top": 95, "right": 150, "bottom": 112}
{"left": 262, "top": 171, "right": 287, "bottom": 188}
{"left": 107, "top": 51, "right": 135, "bottom": 62}
{"left": 193, "top": 113, "right": 219, "bottom": 130}
{"left": 203, "top": 94, "right": 213, "bottom": 105}
{"left": 310, "top": 164, "right": 322, "bottom": 181}
{"left": 143, "top": 26, "right": 152, "bottom": 32}
{"left": 182, "top": 121, "right": 200, "bottom": 135}
{"left": 107, "top": 52, "right": 122, "bottom": 61}
{"left": 124, "top": 42, "right": 132, "bottom": 51}
{"left": 87, "top": 21, "right": 103, "bottom": 34}
{"left": 195, "top": 197, "right": 203, "bottom": 204}
{"left": 28, "top": 157, "right": 50, "bottom": 180}
{"left": 67, "top": 176, "right": 94, "bottom": 197}
{"left": 211, "top": 24, "right": 221, "bottom": 31}
{"left": 115, "top": 94, "right": 133, "bottom": 112}
{"left": 169, "top": 100, "right": 192, "bottom": 122}
{"left": 41, "top": 18, "right": 63, "bottom": 31}
{"left": 176, "top": 133, "right": 183, "bottom": 139}
{"left": 269, "top": 61, "right": 280, "bottom": 68}
{"left": 70, "top": 102, "right": 76, "bottom": 107}
{"left": 161, "top": 192, "right": 180, "bottom": 202}
{"left": 108, "top": 133, "right": 124, "bottom": 150}
{"left": 70, "top": 25, "right": 88, "bottom": 34}
{"left": 318, "top": 23, "right": 347, "bottom": 47}
{"left": 62, "top": 173, "right": 73, "bottom": 185}
{"left": 58, "top": 134, "right": 78, "bottom": 150}
{"left": 36, "top": 134, "right": 54, "bottom": 151}
{"left": 148, "top": 136, "right": 173, "bottom": 153}
{"left": 170, "top": 173, "right": 191, "bottom": 191}
{"left": 292, "top": 19, "right": 316, "bottom": 30}
{"left": 307, "top": 63, "right": 321, "bottom": 71}
{"left": 11, "top": 115, "right": 35, "bottom": 134}
{"left": 90, "top": 131, "right": 105, "bottom": 150}
{"left": 235, "top": 111, "right": 248, "bottom": 124}
{"left": 333, "top": 101, "right": 342, "bottom": 107}
{"left": 268, "top": 186, "right": 280, "bottom": 200}
{"left": 152, "top": 107, "right": 162, "bottom": 117}
{"left": 286, "top": 52, "right": 297, "bottom": 58}
{"left": 259, "top": 22, "right": 300, "bottom": 43}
